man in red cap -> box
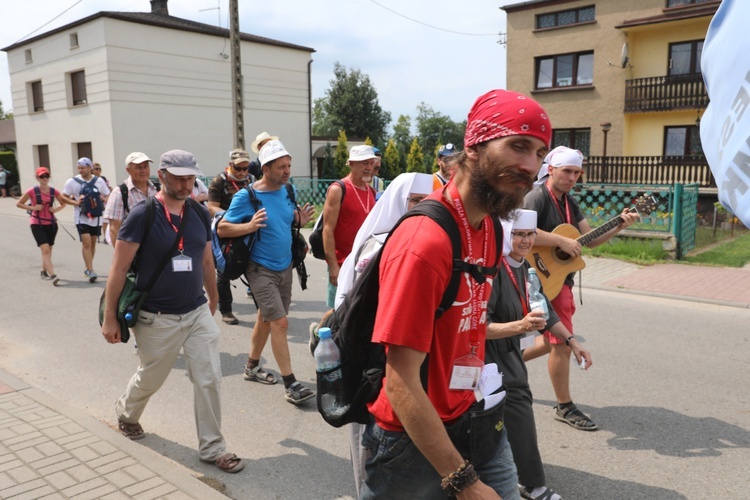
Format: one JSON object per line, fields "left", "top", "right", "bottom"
{"left": 360, "top": 90, "right": 550, "bottom": 500}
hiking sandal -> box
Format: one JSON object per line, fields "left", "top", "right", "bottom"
{"left": 553, "top": 404, "right": 598, "bottom": 431}
{"left": 208, "top": 453, "right": 244, "bottom": 474}
{"left": 243, "top": 365, "right": 277, "bottom": 384}
{"left": 520, "top": 485, "right": 563, "bottom": 500}
{"left": 118, "top": 419, "right": 145, "bottom": 440}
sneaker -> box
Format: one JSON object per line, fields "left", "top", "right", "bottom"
{"left": 88, "top": 270, "right": 98, "bottom": 283}
{"left": 285, "top": 381, "right": 315, "bottom": 405}
{"left": 40, "top": 271, "right": 50, "bottom": 280}
{"left": 308, "top": 322, "right": 319, "bottom": 356}
{"left": 519, "top": 484, "right": 562, "bottom": 500}
{"left": 49, "top": 275, "right": 60, "bottom": 286}
{"left": 221, "top": 312, "right": 239, "bottom": 325}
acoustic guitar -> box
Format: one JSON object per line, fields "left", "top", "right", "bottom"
{"left": 529, "top": 197, "right": 656, "bottom": 300}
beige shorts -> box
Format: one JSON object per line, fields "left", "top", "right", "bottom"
{"left": 245, "top": 262, "right": 293, "bottom": 322}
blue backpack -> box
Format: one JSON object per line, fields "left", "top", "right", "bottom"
{"left": 211, "top": 186, "right": 261, "bottom": 280}
{"left": 74, "top": 176, "right": 104, "bottom": 218}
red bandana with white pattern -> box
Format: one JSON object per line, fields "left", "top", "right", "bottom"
{"left": 464, "top": 89, "right": 552, "bottom": 149}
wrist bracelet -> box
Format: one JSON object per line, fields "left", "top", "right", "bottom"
{"left": 441, "top": 460, "right": 479, "bottom": 496}
{"left": 565, "top": 335, "right": 575, "bottom": 346}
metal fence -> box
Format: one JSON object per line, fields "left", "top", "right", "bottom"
{"left": 572, "top": 182, "right": 699, "bottom": 258}
{"left": 289, "top": 178, "right": 391, "bottom": 205}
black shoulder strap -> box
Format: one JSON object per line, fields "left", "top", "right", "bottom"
{"left": 120, "top": 183, "right": 129, "bottom": 214}
{"left": 186, "top": 198, "right": 210, "bottom": 233}
{"left": 337, "top": 179, "right": 346, "bottom": 204}
{"left": 140, "top": 198, "right": 188, "bottom": 292}
{"left": 285, "top": 183, "right": 296, "bottom": 204}
{"left": 219, "top": 171, "right": 229, "bottom": 196}
{"left": 33, "top": 186, "right": 41, "bottom": 205}
{"left": 386, "top": 200, "right": 503, "bottom": 320}
{"left": 244, "top": 186, "right": 262, "bottom": 240}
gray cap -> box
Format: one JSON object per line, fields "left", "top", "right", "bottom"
{"left": 159, "top": 149, "right": 203, "bottom": 176}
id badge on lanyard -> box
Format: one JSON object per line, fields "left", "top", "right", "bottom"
{"left": 158, "top": 195, "right": 194, "bottom": 273}
{"left": 446, "top": 182, "right": 488, "bottom": 391}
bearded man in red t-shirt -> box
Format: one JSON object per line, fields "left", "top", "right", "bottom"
{"left": 360, "top": 90, "right": 552, "bottom": 500}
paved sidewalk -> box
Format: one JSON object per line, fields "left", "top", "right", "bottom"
{"left": 0, "top": 369, "right": 227, "bottom": 500}
{"left": 583, "top": 255, "right": 750, "bottom": 308}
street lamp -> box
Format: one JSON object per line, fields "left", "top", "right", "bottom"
{"left": 600, "top": 122, "right": 612, "bottom": 182}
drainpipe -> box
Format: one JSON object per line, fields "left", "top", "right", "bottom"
{"left": 308, "top": 58, "right": 313, "bottom": 178}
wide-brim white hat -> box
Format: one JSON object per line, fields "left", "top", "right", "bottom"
{"left": 251, "top": 131, "right": 279, "bottom": 154}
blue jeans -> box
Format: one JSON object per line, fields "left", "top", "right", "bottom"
{"left": 359, "top": 422, "right": 520, "bottom": 499}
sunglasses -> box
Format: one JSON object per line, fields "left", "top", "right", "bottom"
{"left": 233, "top": 166, "right": 249, "bottom": 172}
{"left": 38, "top": 174, "right": 50, "bottom": 179}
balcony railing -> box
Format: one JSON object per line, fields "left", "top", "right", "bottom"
{"left": 624, "top": 74, "right": 708, "bottom": 112}
{"left": 585, "top": 155, "right": 715, "bottom": 188}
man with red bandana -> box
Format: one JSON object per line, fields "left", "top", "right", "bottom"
{"left": 360, "top": 90, "right": 551, "bottom": 500}
{"left": 523, "top": 146, "right": 637, "bottom": 432}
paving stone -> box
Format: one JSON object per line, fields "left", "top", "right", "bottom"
{"left": 28, "top": 452, "right": 73, "bottom": 469}
{"left": 15, "top": 446, "right": 44, "bottom": 463}
{"left": 60, "top": 434, "right": 99, "bottom": 449}
{"left": 61, "top": 477, "right": 108, "bottom": 497}
{"left": 6, "top": 425, "right": 36, "bottom": 439}
{"left": 66, "top": 463, "right": 98, "bottom": 482}
{"left": 162, "top": 491, "right": 197, "bottom": 500}
{"left": 89, "top": 441, "right": 117, "bottom": 456}
{"left": 40, "top": 426, "right": 68, "bottom": 440}
{"left": 8, "top": 435, "right": 48, "bottom": 451}
{"left": 7, "top": 484, "right": 56, "bottom": 500}
{"left": 36, "top": 457, "right": 81, "bottom": 476}
{"left": 136, "top": 482, "right": 179, "bottom": 499}
{"left": 94, "top": 456, "right": 136, "bottom": 475}
{"left": 0, "top": 477, "right": 47, "bottom": 498}
{"left": 0, "top": 471, "right": 15, "bottom": 490}
{"left": 123, "top": 476, "right": 168, "bottom": 496}
{"left": 60, "top": 422, "right": 86, "bottom": 435}
{"left": 0, "top": 459, "right": 23, "bottom": 473}
{"left": 6, "top": 464, "right": 39, "bottom": 483}
{"left": 103, "top": 469, "right": 139, "bottom": 488}
{"left": 69, "top": 483, "right": 117, "bottom": 500}
{"left": 99, "top": 491, "right": 131, "bottom": 500}
{"left": 87, "top": 451, "right": 128, "bottom": 470}
{"left": 37, "top": 493, "right": 66, "bottom": 500}
{"left": 0, "top": 428, "right": 17, "bottom": 440}
{"left": 123, "top": 462, "right": 156, "bottom": 481}
{"left": 70, "top": 445, "right": 99, "bottom": 462}
{"left": 45, "top": 470, "right": 77, "bottom": 490}
{"left": 36, "top": 441, "right": 65, "bottom": 457}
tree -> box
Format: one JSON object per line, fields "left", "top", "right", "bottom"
{"left": 406, "top": 138, "right": 425, "bottom": 174}
{"left": 383, "top": 138, "right": 400, "bottom": 180}
{"left": 0, "top": 99, "right": 12, "bottom": 120}
{"left": 312, "top": 97, "right": 337, "bottom": 136}
{"left": 322, "top": 143, "right": 337, "bottom": 179}
{"left": 415, "top": 103, "right": 465, "bottom": 172}
{"left": 334, "top": 129, "right": 349, "bottom": 178}
{"left": 392, "top": 114, "right": 412, "bottom": 174}
{"left": 321, "top": 62, "right": 391, "bottom": 145}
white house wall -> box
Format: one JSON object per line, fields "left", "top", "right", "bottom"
{"left": 8, "top": 15, "right": 312, "bottom": 189}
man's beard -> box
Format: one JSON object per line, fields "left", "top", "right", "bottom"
{"left": 470, "top": 155, "right": 532, "bottom": 219}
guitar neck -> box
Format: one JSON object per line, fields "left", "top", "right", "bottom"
{"left": 577, "top": 212, "right": 628, "bottom": 246}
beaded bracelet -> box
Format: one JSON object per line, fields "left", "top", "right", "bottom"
{"left": 440, "top": 459, "right": 479, "bottom": 496}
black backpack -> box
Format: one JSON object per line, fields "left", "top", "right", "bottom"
{"left": 316, "top": 200, "right": 503, "bottom": 428}
{"left": 211, "top": 186, "right": 261, "bottom": 280}
{"left": 286, "top": 184, "right": 309, "bottom": 290}
{"left": 309, "top": 180, "right": 345, "bottom": 260}
{"left": 74, "top": 176, "right": 104, "bottom": 218}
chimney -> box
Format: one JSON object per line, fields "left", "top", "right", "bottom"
{"left": 150, "top": 0, "right": 168, "bottom": 15}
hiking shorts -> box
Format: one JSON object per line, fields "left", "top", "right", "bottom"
{"left": 545, "top": 284, "right": 575, "bottom": 345}
{"left": 31, "top": 224, "right": 58, "bottom": 247}
{"left": 245, "top": 262, "right": 293, "bottom": 322}
{"left": 76, "top": 223, "right": 101, "bottom": 239}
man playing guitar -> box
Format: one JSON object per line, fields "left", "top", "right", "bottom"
{"left": 522, "top": 146, "right": 638, "bottom": 432}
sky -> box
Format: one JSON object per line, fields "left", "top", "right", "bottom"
{"left": 0, "top": 0, "right": 519, "bottom": 127}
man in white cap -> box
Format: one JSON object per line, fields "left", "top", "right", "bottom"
{"left": 247, "top": 131, "right": 279, "bottom": 180}
{"left": 523, "top": 145, "right": 638, "bottom": 432}
{"left": 61, "top": 157, "right": 110, "bottom": 282}
{"left": 321, "top": 145, "right": 377, "bottom": 308}
{"left": 102, "top": 150, "right": 243, "bottom": 473}
{"left": 218, "top": 140, "right": 316, "bottom": 405}
{"left": 103, "top": 152, "right": 158, "bottom": 247}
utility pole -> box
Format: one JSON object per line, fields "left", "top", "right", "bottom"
{"left": 229, "top": 0, "right": 244, "bottom": 149}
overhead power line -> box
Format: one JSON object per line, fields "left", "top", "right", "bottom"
{"left": 368, "top": 0, "right": 500, "bottom": 37}
{"left": 14, "top": 0, "right": 84, "bottom": 45}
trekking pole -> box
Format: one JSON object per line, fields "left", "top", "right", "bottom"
{"left": 58, "top": 222, "right": 77, "bottom": 241}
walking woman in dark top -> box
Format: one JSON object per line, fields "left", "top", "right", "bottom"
{"left": 486, "top": 209, "right": 592, "bottom": 500}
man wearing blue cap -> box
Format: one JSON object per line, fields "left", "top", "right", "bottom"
{"left": 433, "top": 143, "right": 459, "bottom": 191}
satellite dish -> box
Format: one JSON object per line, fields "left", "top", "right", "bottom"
{"left": 621, "top": 42, "right": 630, "bottom": 68}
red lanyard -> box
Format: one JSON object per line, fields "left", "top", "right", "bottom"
{"left": 226, "top": 169, "right": 246, "bottom": 193}
{"left": 157, "top": 194, "right": 184, "bottom": 252}
{"left": 502, "top": 257, "right": 529, "bottom": 317}
{"left": 545, "top": 181, "right": 572, "bottom": 224}
{"left": 448, "top": 181, "right": 489, "bottom": 349}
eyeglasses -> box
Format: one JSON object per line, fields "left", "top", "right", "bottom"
{"left": 511, "top": 231, "right": 537, "bottom": 240}
{"left": 38, "top": 174, "right": 50, "bottom": 179}
{"left": 233, "top": 166, "right": 249, "bottom": 172}
{"left": 93, "top": 168, "right": 101, "bottom": 171}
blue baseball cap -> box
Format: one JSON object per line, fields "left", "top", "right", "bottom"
{"left": 438, "top": 143, "right": 458, "bottom": 157}
{"left": 372, "top": 147, "right": 382, "bottom": 156}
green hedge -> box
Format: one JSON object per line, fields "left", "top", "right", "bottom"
{"left": 0, "top": 151, "right": 17, "bottom": 188}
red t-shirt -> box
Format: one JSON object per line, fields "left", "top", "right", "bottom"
{"left": 333, "top": 179, "right": 376, "bottom": 265}
{"left": 367, "top": 190, "right": 497, "bottom": 431}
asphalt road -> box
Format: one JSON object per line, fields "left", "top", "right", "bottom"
{"left": 0, "top": 200, "right": 748, "bottom": 499}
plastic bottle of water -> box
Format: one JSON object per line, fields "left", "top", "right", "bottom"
{"left": 314, "top": 327, "right": 347, "bottom": 417}
{"left": 527, "top": 268, "right": 550, "bottom": 320}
